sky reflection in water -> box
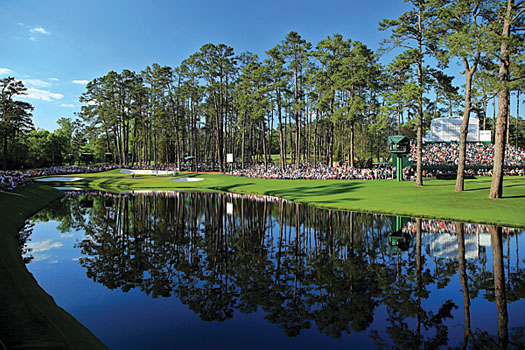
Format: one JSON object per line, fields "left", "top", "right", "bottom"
{"left": 22, "top": 190, "right": 525, "bottom": 349}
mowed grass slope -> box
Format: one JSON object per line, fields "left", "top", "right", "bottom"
{"left": 54, "top": 169, "right": 525, "bottom": 227}
{"left": 0, "top": 184, "right": 106, "bottom": 349}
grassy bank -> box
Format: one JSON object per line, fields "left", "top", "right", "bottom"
{"left": 53, "top": 169, "right": 525, "bottom": 227}
{"left": 0, "top": 184, "right": 106, "bottom": 349}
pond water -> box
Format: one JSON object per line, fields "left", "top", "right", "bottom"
{"left": 20, "top": 190, "right": 525, "bottom": 349}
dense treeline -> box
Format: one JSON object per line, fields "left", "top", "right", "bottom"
{"left": 78, "top": 34, "right": 388, "bottom": 171}
{"left": 77, "top": 26, "right": 523, "bottom": 171}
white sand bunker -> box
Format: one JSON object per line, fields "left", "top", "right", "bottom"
{"left": 55, "top": 187, "right": 83, "bottom": 191}
{"left": 35, "top": 177, "right": 84, "bottom": 182}
{"left": 172, "top": 177, "right": 204, "bottom": 182}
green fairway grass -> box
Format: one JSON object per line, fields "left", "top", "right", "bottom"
{"left": 48, "top": 169, "right": 525, "bottom": 227}
{"left": 0, "top": 185, "right": 106, "bottom": 349}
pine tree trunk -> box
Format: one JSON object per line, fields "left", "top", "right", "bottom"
{"left": 516, "top": 90, "right": 520, "bottom": 148}
{"left": 456, "top": 68, "right": 475, "bottom": 192}
{"left": 397, "top": 103, "right": 401, "bottom": 134}
{"left": 483, "top": 93, "right": 488, "bottom": 130}
{"left": 350, "top": 123, "right": 355, "bottom": 168}
{"left": 2, "top": 132, "right": 8, "bottom": 170}
{"left": 329, "top": 118, "right": 334, "bottom": 167}
{"left": 415, "top": 218, "right": 422, "bottom": 342}
{"left": 506, "top": 106, "right": 510, "bottom": 144}
{"left": 489, "top": 0, "right": 513, "bottom": 199}
{"left": 278, "top": 93, "right": 285, "bottom": 169}
{"left": 154, "top": 131, "right": 158, "bottom": 167}
{"left": 416, "top": 7, "right": 424, "bottom": 186}
{"left": 313, "top": 114, "right": 319, "bottom": 166}
{"left": 270, "top": 110, "right": 274, "bottom": 165}
{"left": 286, "top": 111, "right": 291, "bottom": 164}
{"left": 493, "top": 96, "right": 497, "bottom": 143}
{"left": 241, "top": 116, "right": 246, "bottom": 169}
{"left": 294, "top": 68, "right": 300, "bottom": 167}
{"left": 261, "top": 119, "right": 267, "bottom": 169}
{"left": 490, "top": 226, "right": 508, "bottom": 348}
{"left": 307, "top": 106, "right": 312, "bottom": 164}
{"left": 456, "top": 222, "right": 472, "bottom": 344}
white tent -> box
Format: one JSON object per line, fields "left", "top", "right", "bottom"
{"left": 425, "top": 117, "right": 490, "bottom": 142}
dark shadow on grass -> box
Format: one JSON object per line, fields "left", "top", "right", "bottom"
{"left": 214, "top": 183, "right": 255, "bottom": 192}
{"left": 464, "top": 181, "right": 525, "bottom": 192}
{"left": 210, "top": 181, "right": 363, "bottom": 201}
{"left": 312, "top": 198, "right": 362, "bottom": 204}
{"left": 77, "top": 178, "right": 126, "bottom": 188}
{"left": 464, "top": 186, "right": 491, "bottom": 192}
{"left": 501, "top": 183, "right": 525, "bottom": 188}
{"left": 265, "top": 182, "right": 364, "bottom": 198}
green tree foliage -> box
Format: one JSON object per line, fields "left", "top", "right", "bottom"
{"left": 23, "top": 129, "right": 68, "bottom": 167}
{"left": 0, "top": 77, "right": 34, "bottom": 169}
{"left": 281, "top": 32, "right": 312, "bottom": 167}
{"left": 379, "top": 0, "right": 442, "bottom": 185}
{"left": 431, "top": 0, "right": 496, "bottom": 192}
{"left": 490, "top": 0, "right": 525, "bottom": 198}
{"left": 72, "top": 37, "right": 393, "bottom": 169}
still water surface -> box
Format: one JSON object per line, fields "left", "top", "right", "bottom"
{"left": 21, "top": 190, "right": 525, "bottom": 349}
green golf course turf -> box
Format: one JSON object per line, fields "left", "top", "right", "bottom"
{"left": 49, "top": 169, "right": 525, "bottom": 227}
{"left": 0, "top": 184, "right": 107, "bottom": 349}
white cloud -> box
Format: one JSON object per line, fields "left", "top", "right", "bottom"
{"left": 27, "top": 239, "right": 63, "bottom": 253}
{"left": 30, "top": 26, "right": 50, "bottom": 35}
{"left": 60, "top": 103, "right": 75, "bottom": 108}
{"left": 32, "top": 254, "right": 51, "bottom": 262}
{"left": 49, "top": 78, "right": 59, "bottom": 82}
{"left": 0, "top": 68, "right": 13, "bottom": 75}
{"left": 30, "top": 36, "right": 36, "bottom": 41}
{"left": 23, "top": 79, "right": 51, "bottom": 88}
{"left": 72, "top": 80, "right": 89, "bottom": 85}
{"left": 24, "top": 88, "right": 64, "bottom": 102}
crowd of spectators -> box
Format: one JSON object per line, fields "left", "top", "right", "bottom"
{"left": 229, "top": 143, "right": 525, "bottom": 181}
{"left": 124, "top": 164, "right": 176, "bottom": 171}
{"left": 0, "top": 171, "right": 32, "bottom": 192}
{"left": 229, "top": 163, "right": 394, "bottom": 180}
{"left": 1, "top": 165, "right": 118, "bottom": 193}
{"left": 408, "top": 142, "right": 525, "bottom": 166}
{"left": 26, "top": 164, "right": 118, "bottom": 177}
{"left": 123, "top": 162, "right": 219, "bottom": 172}
{"left": 409, "top": 165, "right": 525, "bottom": 179}
{"left": 403, "top": 219, "right": 520, "bottom": 236}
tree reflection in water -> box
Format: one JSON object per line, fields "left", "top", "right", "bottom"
{"left": 25, "top": 190, "right": 525, "bottom": 348}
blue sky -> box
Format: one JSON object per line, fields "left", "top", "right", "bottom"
{"left": 0, "top": 0, "right": 517, "bottom": 132}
